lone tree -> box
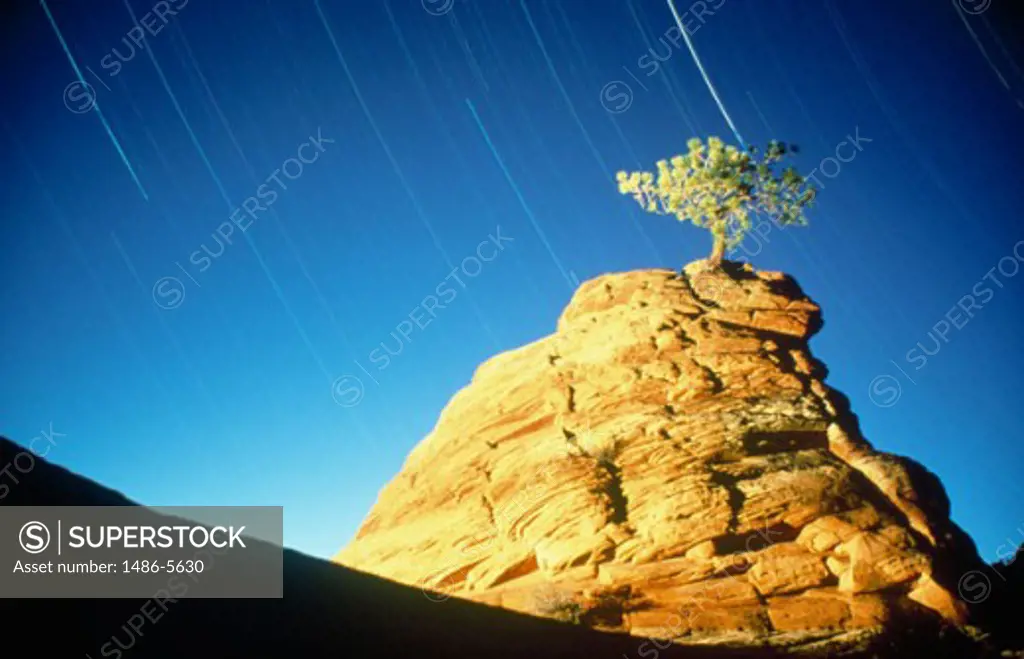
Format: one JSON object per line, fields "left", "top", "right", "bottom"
{"left": 616, "top": 137, "right": 817, "bottom": 267}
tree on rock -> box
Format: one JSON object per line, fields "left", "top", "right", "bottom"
{"left": 616, "top": 137, "right": 817, "bottom": 267}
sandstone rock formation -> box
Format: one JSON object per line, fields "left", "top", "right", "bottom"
{"left": 336, "top": 261, "right": 984, "bottom": 651}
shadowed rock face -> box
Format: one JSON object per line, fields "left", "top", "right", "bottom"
{"left": 336, "top": 262, "right": 988, "bottom": 651}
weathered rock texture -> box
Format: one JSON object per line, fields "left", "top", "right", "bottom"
{"left": 336, "top": 262, "right": 983, "bottom": 651}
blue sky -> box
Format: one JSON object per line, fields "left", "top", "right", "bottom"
{"left": 1, "top": 0, "right": 1022, "bottom": 561}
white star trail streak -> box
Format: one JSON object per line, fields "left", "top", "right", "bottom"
{"left": 546, "top": 1, "right": 652, "bottom": 169}
{"left": 951, "top": 0, "right": 1023, "bottom": 109}
{"left": 518, "top": 0, "right": 665, "bottom": 264}
{"left": 380, "top": 0, "right": 546, "bottom": 303}
{"left": 465, "top": 98, "right": 576, "bottom": 292}
{"left": 311, "top": 0, "right": 503, "bottom": 349}
{"left": 666, "top": 0, "right": 746, "bottom": 148}
{"left": 38, "top": 0, "right": 150, "bottom": 201}
{"left": 622, "top": 0, "right": 702, "bottom": 137}
{"left": 627, "top": 0, "right": 707, "bottom": 137}
{"left": 117, "top": 0, "right": 338, "bottom": 388}
{"left": 445, "top": 8, "right": 490, "bottom": 94}
{"left": 452, "top": 0, "right": 627, "bottom": 276}
{"left": 740, "top": 3, "right": 909, "bottom": 338}
{"left": 1, "top": 117, "right": 190, "bottom": 439}
{"left": 659, "top": 0, "right": 853, "bottom": 334}
{"left": 173, "top": 25, "right": 376, "bottom": 442}
{"left": 980, "top": 15, "right": 1024, "bottom": 87}
{"left": 261, "top": 1, "right": 384, "bottom": 272}
{"left": 109, "top": 231, "right": 225, "bottom": 421}
{"left": 115, "top": 75, "right": 282, "bottom": 404}
{"left": 823, "top": 0, "right": 981, "bottom": 225}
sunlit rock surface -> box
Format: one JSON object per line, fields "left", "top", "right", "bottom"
{"left": 337, "top": 261, "right": 984, "bottom": 650}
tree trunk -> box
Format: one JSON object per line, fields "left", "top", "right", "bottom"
{"left": 709, "top": 234, "right": 726, "bottom": 267}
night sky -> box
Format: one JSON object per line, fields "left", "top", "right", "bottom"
{"left": 1, "top": 0, "right": 1022, "bottom": 561}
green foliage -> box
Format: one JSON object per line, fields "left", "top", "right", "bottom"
{"left": 535, "top": 591, "right": 585, "bottom": 625}
{"left": 616, "top": 137, "right": 817, "bottom": 260}
{"left": 589, "top": 440, "right": 619, "bottom": 471}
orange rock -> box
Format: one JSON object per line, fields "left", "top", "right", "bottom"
{"left": 767, "top": 594, "right": 850, "bottom": 631}
{"left": 336, "top": 263, "right": 982, "bottom": 649}
{"left": 747, "top": 552, "right": 831, "bottom": 596}
{"left": 909, "top": 572, "right": 969, "bottom": 624}
{"left": 848, "top": 593, "right": 892, "bottom": 627}
{"left": 833, "top": 531, "right": 929, "bottom": 593}
{"left": 796, "top": 515, "right": 862, "bottom": 553}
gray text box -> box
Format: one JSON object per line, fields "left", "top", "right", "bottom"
{"left": 0, "top": 506, "right": 283, "bottom": 598}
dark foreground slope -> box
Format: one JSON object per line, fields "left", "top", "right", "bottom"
{"left": 0, "top": 436, "right": 1015, "bottom": 659}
